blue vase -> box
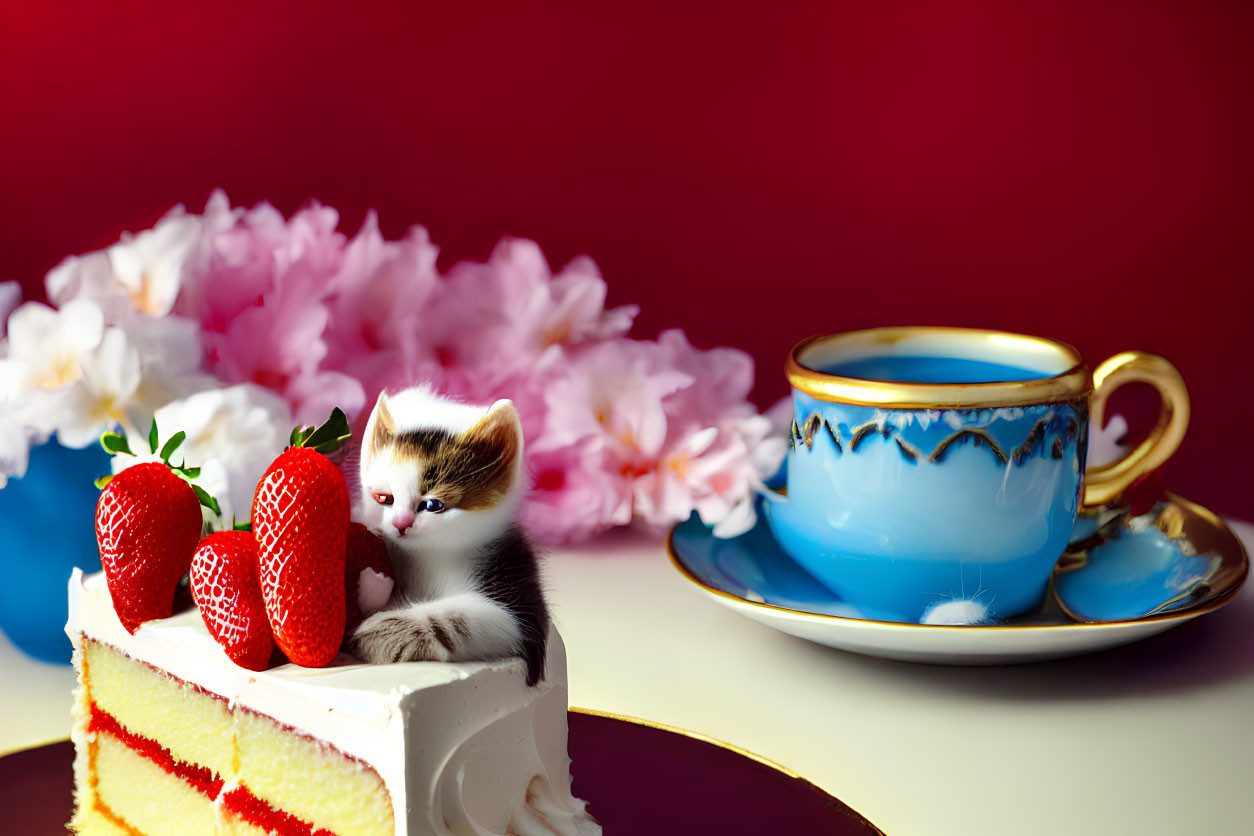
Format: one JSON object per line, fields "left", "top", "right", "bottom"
{"left": 0, "top": 438, "right": 111, "bottom": 664}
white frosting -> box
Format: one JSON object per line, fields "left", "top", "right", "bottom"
{"left": 66, "top": 570, "right": 599, "bottom": 836}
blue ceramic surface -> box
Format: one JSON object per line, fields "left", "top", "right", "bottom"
{"left": 0, "top": 439, "right": 111, "bottom": 663}
{"left": 1053, "top": 515, "right": 1220, "bottom": 622}
{"left": 677, "top": 500, "right": 866, "bottom": 620}
{"left": 820, "top": 355, "right": 1050, "bottom": 385}
{"left": 677, "top": 498, "right": 1234, "bottom": 627}
{"left": 767, "top": 392, "right": 1087, "bottom": 622}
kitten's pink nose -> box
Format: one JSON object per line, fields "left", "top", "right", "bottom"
{"left": 392, "top": 509, "right": 415, "bottom": 535}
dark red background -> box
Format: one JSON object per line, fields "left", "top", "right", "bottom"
{"left": 2, "top": 2, "right": 1250, "bottom": 519}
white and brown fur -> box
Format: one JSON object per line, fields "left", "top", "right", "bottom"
{"left": 349, "top": 387, "right": 549, "bottom": 685}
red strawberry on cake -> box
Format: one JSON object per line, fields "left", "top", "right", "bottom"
{"left": 94, "top": 424, "right": 215, "bottom": 634}
{"left": 252, "top": 409, "right": 352, "bottom": 667}
{"left": 189, "top": 529, "right": 273, "bottom": 671}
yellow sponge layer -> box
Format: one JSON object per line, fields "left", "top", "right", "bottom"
{"left": 94, "top": 732, "right": 218, "bottom": 836}
{"left": 84, "top": 639, "right": 235, "bottom": 780}
{"left": 236, "top": 707, "right": 394, "bottom": 836}
{"left": 68, "top": 804, "right": 133, "bottom": 836}
{"left": 215, "top": 814, "right": 273, "bottom": 836}
{"left": 74, "top": 639, "right": 395, "bottom": 836}
{"left": 214, "top": 812, "right": 273, "bottom": 836}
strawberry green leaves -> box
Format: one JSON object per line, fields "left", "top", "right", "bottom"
{"left": 191, "top": 485, "right": 222, "bottom": 516}
{"left": 94, "top": 430, "right": 129, "bottom": 488}
{"left": 159, "top": 431, "right": 186, "bottom": 462}
{"left": 95, "top": 418, "right": 221, "bottom": 515}
{"left": 100, "top": 432, "right": 134, "bottom": 456}
{"left": 288, "top": 407, "right": 351, "bottom": 455}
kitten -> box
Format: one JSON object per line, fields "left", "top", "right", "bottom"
{"left": 349, "top": 386, "right": 550, "bottom": 685}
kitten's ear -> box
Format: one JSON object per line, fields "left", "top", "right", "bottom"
{"left": 364, "top": 391, "right": 395, "bottom": 460}
{"left": 374, "top": 391, "right": 395, "bottom": 434}
{"left": 466, "top": 400, "right": 522, "bottom": 462}
{"left": 453, "top": 400, "right": 523, "bottom": 509}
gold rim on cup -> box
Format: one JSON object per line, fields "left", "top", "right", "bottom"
{"left": 785, "top": 326, "right": 1092, "bottom": 409}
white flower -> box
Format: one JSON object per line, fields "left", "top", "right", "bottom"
{"left": 0, "top": 291, "right": 215, "bottom": 458}
{"left": 0, "top": 300, "right": 104, "bottom": 397}
{"left": 108, "top": 209, "right": 201, "bottom": 317}
{"left": 0, "top": 300, "right": 115, "bottom": 444}
{"left": 45, "top": 251, "right": 129, "bottom": 322}
{"left": 53, "top": 327, "right": 142, "bottom": 447}
{"left": 124, "top": 314, "right": 216, "bottom": 423}
{"left": 0, "top": 297, "right": 147, "bottom": 450}
{"left": 110, "top": 385, "right": 292, "bottom": 526}
{"left": 46, "top": 206, "right": 201, "bottom": 320}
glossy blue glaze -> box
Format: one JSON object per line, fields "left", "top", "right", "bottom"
{"left": 821, "top": 356, "right": 1048, "bottom": 384}
{"left": 675, "top": 499, "right": 1223, "bottom": 627}
{"left": 1053, "top": 512, "right": 1218, "bottom": 622}
{"left": 0, "top": 438, "right": 111, "bottom": 663}
{"left": 1067, "top": 509, "right": 1105, "bottom": 544}
{"left": 769, "top": 393, "right": 1087, "bottom": 622}
{"left": 673, "top": 506, "right": 865, "bottom": 619}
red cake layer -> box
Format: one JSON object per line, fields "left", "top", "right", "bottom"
{"left": 88, "top": 704, "right": 224, "bottom": 799}
{"left": 85, "top": 702, "right": 342, "bottom": 836}
{"left": 222, "top": 785, "right": 337, "bottom": 836}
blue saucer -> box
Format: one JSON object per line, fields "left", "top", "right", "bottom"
{"left": 667, "top": 495, "right": 1248, "bottom": 665}
{"left": 1053, "top": 502, "right": 1235, "bottom": 622}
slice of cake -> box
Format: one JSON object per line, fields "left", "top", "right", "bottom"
{"left": 67, "top": 569, "right": 599, "bottom": 836}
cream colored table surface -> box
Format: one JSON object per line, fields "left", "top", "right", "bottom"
{"left": 3, "top": 520, "right": 1253, "bottom": 835}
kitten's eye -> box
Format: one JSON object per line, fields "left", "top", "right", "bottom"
{"left": 421, "top": 498, "right": 446, "bottom": 514}
{"left": 372, "top": 492, "right": 394, "bottom": 506}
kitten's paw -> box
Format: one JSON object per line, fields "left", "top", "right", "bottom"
{"left": 352, "top": 611, "right": 469, "bottom": 664}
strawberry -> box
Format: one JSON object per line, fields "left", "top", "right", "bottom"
{"left": 95, "top": 462, "right": 203, "bottom": 633}
{"left": 252, "top": 410, "right": 352, "bottom": 667}
{"left": 94, "top": 421, "right": 219, "bottom": 634}
{"left": 190, "top": 530, "right": 273, "bottom": 671}
{"left": 344, "top": 522, "right": 395, "bottom": 635}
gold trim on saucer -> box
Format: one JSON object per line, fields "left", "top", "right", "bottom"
{"left": 569, "top": 707, "right": 886, "bottom": 835}
{"left": 1051, "top": 495, "right": 1246, "bottom": 624}
{"left": 786, "top": 326, "right": 1091, "bottom": 408}
{"left": 666, "top": 493, "right": 1248, "bottom": 633}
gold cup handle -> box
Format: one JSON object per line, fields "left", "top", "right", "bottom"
{"left": 1083, "top": 351, "right": 1190, "bottom": 507}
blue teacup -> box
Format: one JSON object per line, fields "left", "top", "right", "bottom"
{"left": 763, "top": 327, "right": 1189, "bottom": 623}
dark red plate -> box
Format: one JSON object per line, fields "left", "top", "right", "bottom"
{"left": 0, "top": 709, "right": 882, "bottom": 835}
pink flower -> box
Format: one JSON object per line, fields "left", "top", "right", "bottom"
{"left": 178, "top": 195, "right": 365, "bottom": 422}
{"left": 520, "top": 439, "right": 632, "bottom": 544}
{"left": 321, "top": 213, "right": 443, "bottom": 398}
{"left": 534, "top": 340, "right": 692, "bottom": 462}
{"left": 633, "top": 412, "right": 786, "bottom": 537}
{"left": 438, "top": 239, "right": 637, "bottom": 388}
{"left": 654, "top": 329, "right": 759, "bottom": 435}
{"left": 177, "top": 195, "right": 342, "bottom": 330}
{"left": 524, "top": 329, "right": 784, "bottom": 540}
